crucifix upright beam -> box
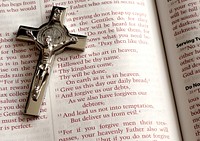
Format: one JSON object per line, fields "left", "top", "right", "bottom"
{"left": 16, "top": 6, "right": 87, "bottom": 116}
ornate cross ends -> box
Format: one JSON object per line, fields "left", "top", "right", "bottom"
{"left": 16, "top": 6, "right": 87, "bottom": 116}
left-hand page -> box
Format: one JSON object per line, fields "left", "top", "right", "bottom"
{"left": 0, "top": 1, "right": 54, "bottom": 140}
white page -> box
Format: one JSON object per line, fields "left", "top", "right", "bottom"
{"left": 0, "top": 1, "right": 54, "bottom": 140}
{"left": 0, "top": 0, "right": 181, "bottom": 140}
{"left": 156, "top": 0, "right": 200, "bottom": 140}
{"left": 46, "top": 0, "right": 182, "bottom": 140}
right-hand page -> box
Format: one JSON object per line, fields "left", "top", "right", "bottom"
{"left": 156, "top": 0, "right": 200, "bottom": 140}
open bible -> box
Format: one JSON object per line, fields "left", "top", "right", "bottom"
{"left": 0, "top": 0, "right": 199, "bottom": 140}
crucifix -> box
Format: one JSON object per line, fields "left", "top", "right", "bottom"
{"left": 16, "top": 6, "right": 87, "bottom": 116}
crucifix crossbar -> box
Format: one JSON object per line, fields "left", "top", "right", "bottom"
{"left": 16, "top": 6, "right": 87, "bottom": 116}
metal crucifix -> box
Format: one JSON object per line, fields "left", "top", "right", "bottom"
{"left": 16, "top": 6, "right": 87, "bottom": 116}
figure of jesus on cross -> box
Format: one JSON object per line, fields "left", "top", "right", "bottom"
{"left": 16, "top": 6, "right": 87, "bottom": 116}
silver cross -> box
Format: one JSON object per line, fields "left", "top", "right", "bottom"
{"left": 16, "top": 6, "right": 87, "bottom": 116}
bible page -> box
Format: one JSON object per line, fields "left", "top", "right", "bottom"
{"left": 156, "top": 0, "right": 200, "bottom": 140}
{"left": 44, "top": 0, "right": 182, "bottom": 140}
{"left": 0, "top": 0, "right": 54, "bottom": 141}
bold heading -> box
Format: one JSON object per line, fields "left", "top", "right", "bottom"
{"left": 176, "top": 37, "right": 200, "bottom": 48}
